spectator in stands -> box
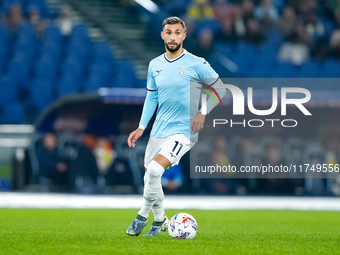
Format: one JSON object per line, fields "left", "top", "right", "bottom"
{"left": 5, "top": 3, "right": 23, "bottom": 34}
{"left": 191, "top": 29, "right": 215, "bottom": 58}
{"left": 57, "top": 4, "right": 73, "bottom": 36}
{"left": 312, "top": 37, "right": 330, "bottom": 62}
{"left": 329, "top": 0, "right": 340, "bottom": 26}
{"left": 258, "top": 144, "right": 294, "bottom": 194}
{"left": 36, "top": 133, "right": 70, "bottom": 186}
{"left": 254, "top": 0, "right": 279, "bottom": 29}
{"left": 278, "top": 6, "right": 297, "bottom": 37}
{"left": 243, "top": 18, "right": 265, "bottom": 45}
{"left": 187, "top": 0, "right": 215, "bottom": 23}
{"left": 233, "top": 1, "right": 253, "bottom": 39}
{"left": 240, "top": 0, "right": 255, "bottom": 20}
{"left": 93, "top": 136, "right": 116, "bottom": 175}
{"left": 292, "top": 0, "right": 317, "bottom": 17}
{"left": 329, "top": 29, "right": 340, "bottom": 59}
{"left": 216, "top": 16, "right": 240, "bottom": 44}
{"left": 68, "top": 136, "right": 99, "bottom": 191}
{"left": 187, "top": 0, "right": 220, "bottom": 36}
{"left": 210, "top": 135, "right": 243, "bottom": 195}
{"left": 305, "top": 10, "right": 326, "bottom": 40}
{"left": 212, "top": 0, "right": 234, "bottom": 25}
{"left": 162, "top": 164, "right": 184, "bottom": 194}
{"left": 28, "top": 5, "right": 48, "bottom": 37}
{"left": 278, "top": 20, "right": 311, "bottom": 65}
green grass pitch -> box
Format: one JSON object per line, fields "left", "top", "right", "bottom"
{"left": 0, "top": 209, "right": 339, "bottom": 254}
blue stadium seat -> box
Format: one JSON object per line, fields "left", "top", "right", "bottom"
{"left": 233, "top": 43, "right": 257, "bottom": 72}
{"left": 1, "top": 102, "right": 25, "bottom": 124}
{"left": 71, "top": 25, "right": 89, "bottom": 39}
{"left": 67, "top": 40, "right": 90, "bottom": 63}
{"left": 88, "top": 60, "right": 113, "bottom": 81}
{"left": 250, "top": 47, "right": 278, "bottom": 78}
{"left": 266, "top": 30, "right": 284, "bottom": 45}
{"left": 84, "top": 75, "right": 110, "bottom": 92}
{"left": 111, "top": 59, "right": 138, "bottom": 88}
{"left": 0, "top": 23, "right": 10, "bottom": 44}
{"left": 0, "top": 75, "right": 17, "bottom": 105}
{"left": 40, "top": 41, "right": 62, "bottom": 62}
{"left": 249, "top": 64, "right": 275, "bottom": 78}
{"left": 214, "top": 42, "right": 235, "bottom": 59}
{"left": 30, "top": 78, "right": 54, "bottom": 112}
{"left": 258, "top": 43, "right": 279, "bottom": 58}
{"left": 0, "top": 0, "right": 23, "bottom": 14}
{"left": 61, "top": 56, "right": 85, "bottom": 80}
{"left": 272, "top": 61, "right": 298, "bottom": 78}
{"left": 164, "top": 0, "right": 191, "bottom": 15}
{"left": 320, "top": 59, "right": 340, "bottom": 78}
{"left": 14, "top": 23, "right": 38, "bottom": 62}
{"left": 25, "top": 0, "right": 48, "bottom": 18}
{"left": 56, "top": 74, "right": 81, "bottom": 97}
{"left": 8, "top": 54, "right": 31, "bottom": 88}
{"left": 34, "top": 55, "right": 57, "bottom": 80}
{"left": 0, "top": 24, "right": 10, "bottom": 72}
{"left": 296, "top": 60, "right": 321, "bottom": 78}
{"left": 92, "top": 41, "right": 114, "bottom": 62}
{"left": 43, "top": 23, "right": 63, "bottom": 45}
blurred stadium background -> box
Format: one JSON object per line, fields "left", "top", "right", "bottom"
{"left": 0, "top": 0, "right": 340, "bottom": 198}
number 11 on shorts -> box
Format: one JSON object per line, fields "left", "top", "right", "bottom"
{"left": 172, "top": 141, "right": 183, "bottom": 155}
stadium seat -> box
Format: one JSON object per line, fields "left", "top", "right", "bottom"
{"left": 56, "top": 74, "right": 82, "bottom": 97}
{"left": 88, "top": 61, "right": 113, "bottom": 81}
{"left": 14, "top": 23, "right": 38, "bottom": 62}
{"left": 296, "top": 60, "right": 321, "bottom": 78}
{"left": 71, "top": 25, "right": 89, "bottom": 38}
{"left": 43, "top": 23, "right": 63, "bottom": 45}
{"left": 163, "top": 0, "right": 191, "bottom": 16}
{"left": 34, "top": 55, "right": 58, "bottom": 80}
{"left": 92, "top": 41, "right": 114, "bottom": 62}
{"left": 214, "top": 42, "right": 235, "bottom": 59}
{"left": 111, "top": 59, "right": 138, "bottom": 88}
{"left": 0, "top": 0, "right": 23, "bottom": 14}
{"left": 233, "top": 43, "right": 257, "bottom": 72}
{"left": 84, "top": 73, "right": 111, "bottom": 92}
{"left": 272, "top": 61, "right": 298, "bottom": 78}
{"left": 25, "top": 0, "right": 48, "bottom": 18}
{"left": 320, "top": 59, "right": 340, "bottom": 78}
{"left": 265, "top": 30, "right": 284, "bottom": 45}
{"left": 0, "top": 75, "right": 17, "bottom": 105}
{"left": 0, "top": 23, "right": 10, "bottom": 44}
{"left": 30, "top": 78, "right": 54, "bottom": 112}
{"left": 67, "top": 40, "right": 90, "bottom": 63}
{"left": 0, "top": 43, "right": 10, "bottom": 73}
{"left": 61, "top": 56, "right": 85, "bottom": 81}
{"left": 40, "top": 41, "right": 62, "bottom": 62}
{"left": 1, "top": 102, "right": 25, "bottom": 124}
{"left": 8, "top": 54, "right": 31, "bottom": 88}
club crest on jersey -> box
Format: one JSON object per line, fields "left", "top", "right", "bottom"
{"left": 178, "top": 67, "right": 188, "bottom": 76}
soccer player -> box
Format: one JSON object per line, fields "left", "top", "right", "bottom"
{"left": 126, "top": 17, "right": 226, "bottom": 237}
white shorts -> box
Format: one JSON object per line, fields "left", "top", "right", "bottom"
{"left": 144, "top": 134, "right": 195, "bottom": 168}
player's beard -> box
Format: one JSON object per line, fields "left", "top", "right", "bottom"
{"left": 165, "top": 41, "right": 182, "bottom": 53}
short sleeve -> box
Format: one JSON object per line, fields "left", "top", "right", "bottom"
{"left": 146, "top": 62, "right": 157, "bottom": 91}
{"left": 197, "top": 58, "right": 219, "bottom": 85}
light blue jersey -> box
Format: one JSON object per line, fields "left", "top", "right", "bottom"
{"left": 139, "top": 49, "right": 222, "bottom": 142}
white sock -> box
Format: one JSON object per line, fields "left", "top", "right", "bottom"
{"left": 152, "top": 186, "right": 165, "bottom": 222}
{"left": 138, "top": 160, "right": 164, "bottom": 219}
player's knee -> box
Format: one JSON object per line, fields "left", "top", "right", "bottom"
{"left": 147, "top": 160, "right": 164, "bottom": 178}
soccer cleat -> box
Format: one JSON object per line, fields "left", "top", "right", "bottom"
{"left": 126, "top": 214, "right": 148, "bottom": 236}
{"left": 143, "top": 216, "right": 169, "bottom": 237}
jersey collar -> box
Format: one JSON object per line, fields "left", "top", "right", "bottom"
{"left": 164, "top": 49, "right": 187, "bottom": 63}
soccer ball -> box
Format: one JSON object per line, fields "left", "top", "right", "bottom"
{"left": 168, "top": 213, "right": 198, "bottom": 239}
